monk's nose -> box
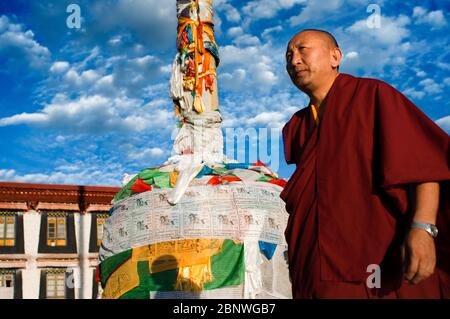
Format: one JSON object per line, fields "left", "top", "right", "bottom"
{"left": 292, "top": 51, "right": 303, "bottom": 66}
{"left": 287, "top": 51, "right": 302, "bottom": 70}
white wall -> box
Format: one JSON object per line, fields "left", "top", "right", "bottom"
{"left": 23, "top": 211, "right": 40, "bottom": 256}
{"left": 74, "top": 212, "right": 93, "bottom": 299}
{"left": 22, "top": 211, "right": 41, "bottom": 299}
{"left": 1, "top": 210, "right": 101, "bottom": 299}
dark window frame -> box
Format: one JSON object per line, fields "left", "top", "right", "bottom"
{"left": 38, "top": 211, "right": 77, "bottom": 254}
{"left": 89, "top": 212, "right": 108, "bottom": 253}
{"left": 0, "top": 211, "right": 25, "bottom": 254}
{"left": 47, "top": 215, "right": 67, "bottom": 247}
{"left": 0, "top": 268, "right": 22, "bottom": 299}
{"left": 39, "top": 268, "right": 75, "bottom": 299}
{"left": 0, "top": 269, "right": 15, "bottom": 288}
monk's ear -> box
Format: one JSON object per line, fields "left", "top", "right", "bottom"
{"left": 330, "top": 47, "right": 342, "bottom": 69}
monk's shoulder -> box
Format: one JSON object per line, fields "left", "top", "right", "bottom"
{"left": 352, "top": 75, "right": 400, "bottom": 94}
{"left": 286, "top": 106, "right": 309, "bottom": 125}
{"left": 282, "top": 106, "right": 309, "bottom": 136}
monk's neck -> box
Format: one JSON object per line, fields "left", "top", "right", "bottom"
{"left": 308, "top": 73, "right": 339, "bottom": 108}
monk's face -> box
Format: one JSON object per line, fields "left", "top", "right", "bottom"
{"left": 286, "top": 31, "right": 338, "bottom": 92}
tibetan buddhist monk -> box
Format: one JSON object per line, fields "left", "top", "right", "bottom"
{"left": 281, "top": 29, "right": 450, "bottom": 299}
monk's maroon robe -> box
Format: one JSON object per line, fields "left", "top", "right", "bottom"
{"left": 281, "top": 73, "right": 450, "bottom": 298}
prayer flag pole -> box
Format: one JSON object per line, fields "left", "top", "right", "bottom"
{"left": 168, "top": 0, "right": 224, "bottom": 204}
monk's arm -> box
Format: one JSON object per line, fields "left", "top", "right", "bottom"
{"left": 413, "top": 182, "right": 439, "bottom": 224}
{"left": 403, "top": 182, "right": 439, "bottom": 284}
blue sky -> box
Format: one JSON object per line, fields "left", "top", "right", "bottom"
{"left": 0, "top": 0, "right": 449, "bottom": 187}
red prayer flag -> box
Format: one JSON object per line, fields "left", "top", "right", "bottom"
{"left": 221, "top": 176, "right": 241, "bottom": 183}
{"left": 268, "top": 179, "right": 288, "bottom": 188}
{"left": 131, "top": 178, "right": 152, "bottom": 193}
{"left": 253, "top": 160, "right": 268, "bottom": 168}
{"left": 207, "top": 176, "right": 221, "bottom": 185}
{"left": 95, "top": 265, "right": 101, "bottom": 283}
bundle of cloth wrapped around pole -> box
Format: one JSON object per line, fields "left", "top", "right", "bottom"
{"left": 97, "top": 0, "right": 292, "bottom": 299}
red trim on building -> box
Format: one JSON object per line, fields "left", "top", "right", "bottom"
{"left": 0, "top": 182, "right": 121, "bottom": 210}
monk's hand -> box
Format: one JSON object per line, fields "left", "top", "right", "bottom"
{"left": 402, "top": 228, "right": 436, "bottom": 285}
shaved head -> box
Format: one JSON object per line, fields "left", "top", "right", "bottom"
{"left": 290, "top": 29, "right": 339, "bottom": 49}
{"left": 285, "top": 29, "right": 342, "bottom": 95}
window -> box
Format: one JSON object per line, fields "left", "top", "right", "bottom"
{"left": 0, "top": 270, "right": 14, "bottom": 288}
{"left": 47, "top": 214, "right": 67, "bottom": 247}
{"left": 96, "top": 214, "right": 108, "bottom": 246}
{"left": 0, "top": 214, "right": 16, "bottom": 246}
{"left": 46, "top": 270, "right": 66, "bottom": 299}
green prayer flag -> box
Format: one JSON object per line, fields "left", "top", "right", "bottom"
{"left": 113, "top": 175, "right": 139, "bottom": 202}
{"left": 100, "top": 249, "right": 132, "bottom": 287}
{"left": 138, "top": 168, "right": 161, "bottom": 181}
{"left": 153, "top": 172, "right": 171, "bottom": 189}
{"left": 100, "top": 239, "right": 245, "bottom": 298}
{"left": 256, "top": 175, "right": 273, "bottom": 182}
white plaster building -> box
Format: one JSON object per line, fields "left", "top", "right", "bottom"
{"left": 0, "top": 182, "right": 120, "bottom": 299}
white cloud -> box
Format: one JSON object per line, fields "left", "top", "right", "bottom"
{"left": 220, "top": 91, "right": 307, "bottom": 131}
{"left": 112, "top": 54, "right": 166, "bottom": 96}
{"left": 55, "top": 135, "right": 66, "bottom": 143}
{"left": 345, "top": 51, "right": 359, "bottom": 59}
{"left": 127, "top": 147, "right": 165, "bottom": 160}
{"left": 0, "top": 16, "right": 8, "bottom": 33}
{"left": 0, "top": 15, "right": 51, "bottom": 68}
{"left": 436, "top": 116, "right": 450, "bottom": 133}
{"left": 217, "top": 39, "right": 289, "bottom": 94}
{"left": 77, "top": 46, "right": 101, "bottom": 70}
{"left": 64, "top": 69, "right": 100, "bottom": 87}
{"left": 413, "top": 6, "right": 447, "bottom": 28}
{"left": 250, "top": 62, "right": 278, "bottom": 85}
{"left": 57, "top": 164, "right": 80, "bottom": 172}
{"left": 0, "top": 168, "right": 121, "bottom": 187}
{"left": 233, "top": 34, "right": 261, "bottom": 46}
{"left": 44, "top": 51, "right": 167, "bottom": 101}
{"left": 289, "top": 0, "right": 341, "bottom": 26}
{"left": 246, "top": 112, "right": 287, "bottom": 127}
{"left": 413, "top": 7, "right": 427, "bottom": 17}
{"left": 217, "top": 2, "right": 241, "bottom": 23}
{"left": 220, "top": 45, "right": 260, "bottom": 66}
{"left": 219, "top": 68, "right": 246, "bottom": 91}
{"left": 419, "top": 78, "right": 443, "bottom": 94}
{"left": 50, "top": 61, "right": 70, "bottom": 74}
{"left": 437, "top": 63, "right": 450, "bottom": 71}
{"left": 21, "top": 38, "right": 175, "bottom": 137}
{"left": 346, "top": 15, "right": 410, "bottom": 46}
{"left": 81, "top": 70, "right": 100, "bottom": 82}
{"left": 95, "top": 74, "right": 115, "bottom": 92}
{"left": 227, "top": 26, "right": 244, "bottom": 38}
{"left": 0, "top": 169, "right": 16, "bottom": 180}
{"left": 108, "top": 35, "right": 123, "bottom": 46}
{"left": 91, "top": 0, "right": 176, "bottom": 50}
{"left": 96, "top": 74, "right": 114, "bottom": 87}
{"left": 416, "top": 70, "right": 426, "bottom": 77}
{"left": 160, "top": 64, "right": 171, "bottom": 74}
{"left": 0, "top": 94, "right": 172, "bottom": 133}
{"left": 261, "top": 26, "right": 283, "bottom": 40}
{"left": 288, "top": 0, "right": 371, "bottom": 26}
{"left": 132, "top": 55, "right": 159, "bottom": 67}
{"left": 444, "top": 78, "right": 450, "bottom": 86}
{"left": 222, "top": 116, "right": 238, "bottom": 128}
{"left": 403, "top": 87, "right": 425, "bottom": 100}
{"left": 339, "top": 14, "right": 412, "bottom": 74}
{"left": 219, "top": 44, "right": 280, "bottom": 90}
{"left": 243, "top": 0, "right": 306, "bottom": 20}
